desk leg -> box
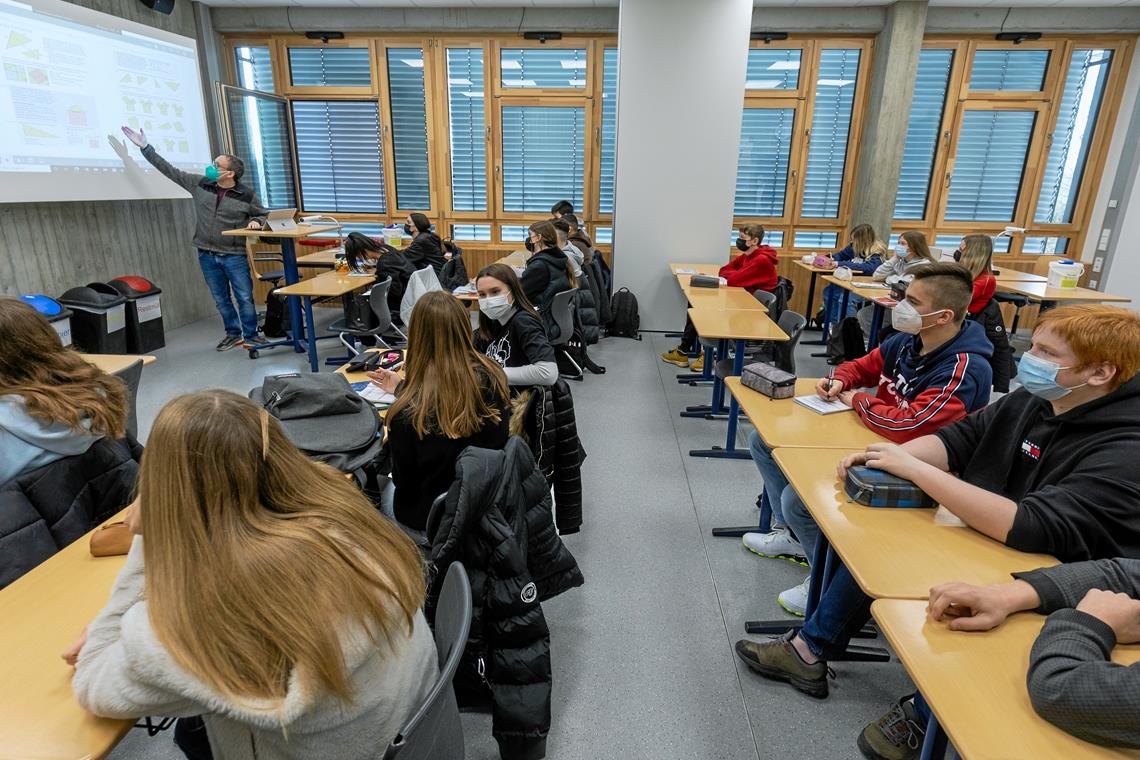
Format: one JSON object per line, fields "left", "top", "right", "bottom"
{"left": 302, "top": 295, "right": 320, "bottom": 372}
{"left": 711, "top": 492, "right": 772, "bottom": 538}
{"left": 689, "top": 340, "right": 749, "bottom": 459}
{"left": 813, "top": 288, "right": 850, "bottom": 358}
{"left": 918, "top": 713, "right": 949, "bottom": 760}
{"left": 682, "top": 341, "right": 728, "bottom": 416}
{"left": 804, "top": 272, "right": 826, "bottom": 345}
{"left": 282, "top": 239, "right": 305, "bottom": 353}
{"left": 676, "top": 344, "right": 715, "bottom": 383}
{"left": 867, "top": 303, "right": 884, "bottom": 349}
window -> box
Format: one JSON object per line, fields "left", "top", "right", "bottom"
{"left": 500, "top": 48, "right": 587, "bottom": 89}
{"left": 292, "top": 101, "right": 385, "bottom": 213}
{"left": 594, "top": 226, "right": 612, "bottom": 244}
{"left": 386, "top": 48, "right": 431, "bottom": 209}
{"left": 288, "top": 47, "right": 371, "bottom": 87}
{"left": 894, "top": 49, "right": 953, "bottom": 220}
{"left": 234, "top": 46, "right": 273, "bottom": 93}
{"left": 308, "top": 222, "right": 385, "bottom": 238}
{"left": 794, "top": 231, "right": 838, "bottom": 249}
{"left": 746, "top": 48, "right": 801, "bottom": 90}
{"left": 800, "top": 48, "right": 861, "bottom": 219}
{"left": 501, "top": 225, "right": 529, "bottom": 242}
{"left": 1034, "top": 49, "right": 1112, "bottom": 225}
{"left": 451, "top": 224, "right": 492, "bottom": 241}
{"left": 969, "top": 49, "right": 1049, "bottom": 92}
{"left": 446, "top": 48, "right": 487, "bottom": 212}
{"left": 500, "top": 105, "right": 585, "bottom": 213}
{"left": 598, "top": 48, "right": 618, "bottom": 215}
{"left": 734, "top": 108, "right": 794, "bottom": 217}
{"left": 1022, "top": 236, "right": 1068, "bottom": 254}
{"left": 931, "top": 234, "right": 1010, "bottom": 253}
{"left": 944, "top": 109, "right": 1037, "bottom": 222}
{"left": 221, "top": 86, "right": 295, "bottom": 208}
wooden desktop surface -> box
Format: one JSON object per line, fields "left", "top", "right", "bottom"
{"left": 793, "top": 259, "right": 841, "bottom": 275}
{"left": 996, "top": 280, "right": 1132, "bottom": 304}
{"left": 726, "top": 377, "right": 885, "bottom": 449}
{"left": 821, "top": 274, "right": 893, "bottom": 302}
{"left": 680, "top": 285, "right": 769, "bottom": 311}
{"left": 84, "top": 354, "right": 157, "bottom": 373}
{"left": 0, "top": 511, "right": 132, "bottom": 760}
{"left": 993, "top": 269, "right": 1047, "bottom": 284}
{"left": 773, "top": 447, "right": 1057, "bottom": 599}
{"left": 221, "top": 223, "right": 339, "bottom": 239}
{"left": 670, "top": 262, "right": 721, "bottom": 276}
{"left": 296, "top": 247, "right": 340, "bottom": 267}
{"left": 873, "top": 599, "right": 1140, "bottom": 760}
{"left": 275, "top": 271, "right": 376, "bottom": 298}
{"left": 687, "top": 308, "right": 787, "bottom": 342}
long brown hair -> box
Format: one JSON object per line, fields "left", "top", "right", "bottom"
{"left": 474, "top": 263, "right": 542, "bottom": 343}
{"left": 529, "top": 219, "right": 576, "bottom": 287}
{"left": 387, "top": 291, "right": 508, "bottom": 438}
{"left": 0, "top": 298, "right": 127, "bottom": 439}
{"left": 900, "top": 230, "right": 935, "bottom": 264}
{"left": 957, "top": 234, "right": 994, "bottom": 280}
{"left": 140, "top": 390, "right": 425, "bottom": 705}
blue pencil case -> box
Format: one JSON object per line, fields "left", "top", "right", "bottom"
{"left": 844, "top": 466, "right": 935, "bottom": 509}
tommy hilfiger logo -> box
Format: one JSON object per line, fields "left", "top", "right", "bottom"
{"left": 1021, "top": 439, "right": 1042, "bottom": 460}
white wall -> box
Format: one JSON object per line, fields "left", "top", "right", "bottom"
{"left": 1103, "top": 157, "right": 1140, "bottom": 307}
{"left": 610, "top": 0, "right": 752, "bottom": 331}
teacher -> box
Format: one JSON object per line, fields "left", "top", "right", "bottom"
{"left": 122, "top": 126, "right": 267, "bottom": 352}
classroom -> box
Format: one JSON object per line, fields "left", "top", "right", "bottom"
{"left": 3, "top": 0, "right": 1140, "bottom": 759}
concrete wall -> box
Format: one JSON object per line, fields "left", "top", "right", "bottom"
{"left": 1097, "top": 48, "right": 1140, "bottom": 306}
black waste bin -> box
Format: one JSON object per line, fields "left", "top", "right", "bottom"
{"left": 108, "top": 276, "right": 165, "bottom": 352}
{"left": 20, "top": 294, "right": 73, "bottom": 347}
{"left": 59, "top": 285, "right": 128, "bottom": 354}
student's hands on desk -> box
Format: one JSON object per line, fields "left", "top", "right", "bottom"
{"left": 368, "top": 366, "right": 402, "bottom": 394}
{"left": 927, "top": 580, "right": 1041, "bottom": 632}
{"left": 1076, "top": 590, "right": 1140, "bottom": 644}
{"left": 837, "top": 443, "right": 923, "bottom": 479}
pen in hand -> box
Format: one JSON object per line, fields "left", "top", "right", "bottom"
{"left": 826, "top": 367, "right": 837, "bottom": 399}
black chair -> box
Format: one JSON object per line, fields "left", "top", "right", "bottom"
{"left": 111, "top": 358, "right": 144, "bottom": 441}
{"left": 753, "top": 290, "right": 777, "bottom": 310}
{"left": 250, "top": 251, "right": 286, "bottom": 289}
{"left": 549, "top": 289, "right": 582, "bottom": 380}
{"left": 327, "top": 278, "right": 406, "bottom": 356}
{"left": 714, "top": 310, "right": 808, "bottom": 379}
{"left": 384, "top": 561, "right": 471, "bottom": 760}
{"left": 993, "top": 292, "right": 1030, "bottom": 336}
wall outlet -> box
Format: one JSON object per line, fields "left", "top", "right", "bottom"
{"left": 1098, "top": 228, "right": 1112, "bottom": 251}
{"left": 1093, "top": 257, "right": 1104, "bottom": 273}
{"left": 1089, "top": 279, "right": 1098, "bottom": 289}
{"left": 1108, "top": 199, "right": 1118, "bottom": 209}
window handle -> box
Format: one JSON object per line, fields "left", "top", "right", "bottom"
{"left": 943, "top": 130, "right": 951, "bottom": 147}
{"left": 594, "top": 126, "right": 600, "bottom": 146}
{"left": 945, "top": 171, "right": 952, "bottom": 188}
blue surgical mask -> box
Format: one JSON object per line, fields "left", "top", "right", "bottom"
{"left": 1016, "top": 352, "right": 1085, "bottom": 400}
{"left": 895, "top": 245, "right": 909, "bottom": 259}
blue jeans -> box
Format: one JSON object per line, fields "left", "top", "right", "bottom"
{"left": 822, "top": 284, "right": 862, "bottom": 326}
{"left": 799, "top": 561, "right": 873, "bottom": 660}
{"left": 748, "top": 430, "right": 787, "bottom": 527}
{"left": 198, "top": 250, "right": 258, "bottom": 339}
{"left": 783, "top": 491, "right": 822, "bottom": 566}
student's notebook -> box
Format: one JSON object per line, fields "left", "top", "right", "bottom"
{"left": 351, "top": 381, "right": 396, "bottom": 406}
{"left": 793, "top": 395, "right": 852, "bottom": 415}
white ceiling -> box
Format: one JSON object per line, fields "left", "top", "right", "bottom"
{"left": 197, "top": 0, "right": 1140, "bottom": 7}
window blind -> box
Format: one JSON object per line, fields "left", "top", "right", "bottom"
{"left": 893, "top": 48, "right": 953, "bottom": 220}
{"left": 745, "top": 48, "right": 800, "bottom": 90}
{"left": 223, "top": 88, "right": 295, "bottom": 209}
{"left": 501, "top": 105, "right": 585, "bottom": 213}
{"left": 501, "top": 225, "right": 529, "bottom": 242}
{"left": 451, "top": 224, "right": 492, "bottom": 241}
{"left": 446, "top": 48, "right": 487, "bottom": 212}
{"left": 734, "top": 107, "right": 794, "bottom": 217}
{"left": 234, "top": 46, "right": 274, "bottom": 94}
{"left": 801, "top": 48, "right": 861, "bottom": 218}
{"left": 793, "top": 231, "right": 838, "bottom": 249}
{"left": 730, "top": 229, "right": 784, "bottom": 248}
{"left": 594, "top": 226, "right": 612, "bottom": 244}
{"left": 1022, "top": 236, "right": 1068, "bottom": 255}
{"left": 292, "top": 100, "right": 385, "bottom": 213}
{"left": 288, "top": 48, "right": 371, "bottom": 88}
{"left": 969, "top": 50, "right": 1049, "bottom": 92}
{"left": 1034, "top": 49, "right": 1112, "bottom": 225}
{"left": 386, "top": 48, "right": 430, "bottom": 210}
{"left": 944, "top": 110, "right": 1036, "bottom": 222}
{"left": 500, "top": 48, "right": 587, "bottom": 89}
{"left": 598, "top": 48, "right": 618, "bottom": 215}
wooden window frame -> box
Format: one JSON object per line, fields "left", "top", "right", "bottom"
{"left": 491, "top": 39, "right": 594, "bottom": 99}
{"left": 280, "top": 38, "right": 378, "bottom": 97}
{"left": 737, "top": 96, "right": 803, "bottom": 228}
{"left": 745, "top": 39, "right": 813, "bottom": 99}
{"left": 962, "top": 39, "right": 1063, "bottom": 103}
{"left": 431, "top": 39, "right": 495, "bottom": 224}
{"left": 378, "top": 39, "right": 439, "bottom": 215}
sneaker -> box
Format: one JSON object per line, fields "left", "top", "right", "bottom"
{"left": 216, "top": 336, "right": 243, "bottom": 351}
{"left": 734, "top": 632, "right": 831, "bottom": 698}
{"left": 242, "top": 335, "right": 268, "bottom": 350}
{"left": 857, "top": 695, "right": 925, "bottom": 760}
{"left": 777, "top": 577, "right": 810, "bottom": 618}
{"left": 661, "top": 347, "right": 690, "bottom": 367}
{"left": 691, "top": 354, "right": 704, "bottom": 372}
{"left": 742, "top": 527, "right": 807, "bottom": 566}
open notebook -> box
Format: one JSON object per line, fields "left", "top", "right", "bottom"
{"left": 793, "top": 395, "right": 851, "bottom": 415}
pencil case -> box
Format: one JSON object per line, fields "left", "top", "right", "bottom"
{"left": 741, "top": 363, "right": 796, "bottom": 399}
{"left": 689, "top": 275, "right": 720, "bottom": 288}
{"left": 844, "top": 466, "right": 936, "bottom": 509}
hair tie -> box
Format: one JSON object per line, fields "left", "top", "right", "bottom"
{"left": 260, "top": 408, "right": 270, "bottom": 461}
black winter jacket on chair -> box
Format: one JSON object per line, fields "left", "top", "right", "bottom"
{"left": 969, "top": 298, "right": 1015, "bottom": 393}
{"left": 516, "top": 380, "right": 585, "bottom": 534}
{"left": 425, "top": 438, "right": 583, "bottom": 760}
{"left": 574, "top": 268, "right": 602, "bottom": 345}
{"left": 0, "top": 436, "right": 142, "bottom": 588}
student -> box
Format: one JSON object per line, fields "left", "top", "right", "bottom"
{"left": 474, "top": 263, "right": 559, "bottom": 387}
{"left": 372, "top": 292, "right": 510, "bottom": 530}
{"left": 735, "top": 305, "right": 1140, "bottom": 718}
{"left": 519, "top": 220, "right": 574, "bottom": 336}
{"left": 858, "top": 231, "right": 936, "bottom": 334}
{"left": 342, "top": 232, "right": 417, "bottom": 319}
{"left": 401, "top": 213, "right": 446, "bottom": 274}
{"left": 552, "top": 218, "right": 585, "bottom": 279}
{"left": 742, "top": 264, "right": 993, "bottom": 615}
{"left": 0, "top": 298, "right": 128, "bottom": 485}
{"left": 661, "top": 224, "right": 778, "bottom": 370}
{"left": 821, "top": 224, "right": 887, "bottom": 325}
{"left": 65, "top": 389, "right": 438, "bottom": 758}
{"left": 551, "top": 200, "right": 574, "bottom": 219}
{"left": 562, "top": 213, "right": 594, "bottom": 258}
{"left": 955, "top": 233, "right": 1015, "bottom": 392}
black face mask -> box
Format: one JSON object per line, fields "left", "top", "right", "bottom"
{"left": 735, "top": 237, "right": 749, "bottom": 252}
{"left": 403, "top": 223, "right": 415, "bottom": 236}
{"left": 524, "top": 238, "right": 536, "bottom": 253}
{"left": 953, "top": 249, "right": 962, "bottom": 262}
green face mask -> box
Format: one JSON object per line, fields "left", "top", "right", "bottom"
{"left": 204, "top": 164, "right": 221, "bottom": 182}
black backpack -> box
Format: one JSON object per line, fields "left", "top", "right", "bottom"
{"left": 608, "top": 287, "right": 641, "bottom": 340}
{"left": 262, "top": 290, "right": 292, "bottom": 338}
{"left": 825, "top": 316, "right": 866, "bottom": 365}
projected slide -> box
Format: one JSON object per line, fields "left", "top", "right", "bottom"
{"left": 0, "top": 0, "right": 210, "bottom": 203}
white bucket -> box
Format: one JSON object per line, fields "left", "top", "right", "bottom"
{"left": 382, "top": 226, "right": 404, "bottom": 248}
{"left": 1047, "top": 260, "right": 1084, "bottom": 289}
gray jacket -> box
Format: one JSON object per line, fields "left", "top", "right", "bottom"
{"left": 1015, "top": 559, "right": 1140, "bottom": 748}
{"left": 141, "top": 145, "right": 267, "bottom": 255}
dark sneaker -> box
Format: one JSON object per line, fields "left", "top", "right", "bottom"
{"left": 857, "top": 695, "right": 925, "bottom": 760}
{"left": 216, "top": 336, "right": 243, "bottom": 351}
{"left": 242, "top": 335, "right": 268, "bottom": 350}
{"left": 734, "top": 632, "right": 831, "bottom": 698}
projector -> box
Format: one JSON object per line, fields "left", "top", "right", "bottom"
{"left": 139, "top": 0, "right": 175, "bottom": 15}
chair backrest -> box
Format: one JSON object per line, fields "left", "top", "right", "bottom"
{"left": 400, "top": 267, "right": 443, "bottom": 327}
{"left": 774, "top": 310, "right": 808, "bottom": 374}
{"left": 549, "top": 288, "right": 577, "bottom": 346}
{"left": 383, "top": 562, "right": 471, "bottom": 760}
{"left": 111, "top": 359, "right": 144, "bottom": 440}
{"left": 368, "top": 277, "right": 395, "bottom": 334}
{"left": 753, "top": 289, "right": 777, "bottom": 309}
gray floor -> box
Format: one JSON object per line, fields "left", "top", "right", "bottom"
{"left": 108, "top": 313, "right": 913, "bottom": 760}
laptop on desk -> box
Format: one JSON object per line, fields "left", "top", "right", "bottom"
{"left": 265, "top": 208, "right": 298, "bottom": 232}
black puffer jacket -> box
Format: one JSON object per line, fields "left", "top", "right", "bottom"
{"left": 574, "top": 268, "right": 601, "bottom": 345}
{"left": 520, "top": 248, "right": 572, "bottom": 339}
{"left": 425, "top": 438, "right": 583, "bottom": 760}
{"left": 374, "top": 247, "right": 417, "bottom": 320}
{"left": 518, "top": 380, "right": 585, "bottom": 534}
{"left": 0, "top": 437, "right": 141, "bottom": 588}
{"left": 588, "top": 258, "right": 613, "bottom": 326}
{"left": 404, "top": 231, "right": 446, "bottom": 274}
{"left": 969, "top": 298, "right": 1015, "bottom": 393}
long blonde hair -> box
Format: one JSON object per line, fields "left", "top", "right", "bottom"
{"left": 900, "top": 231, "right": 936, "bottom": 264}
{"left": 387, "top": 291, "right": 508, "bottom": 438}
{"left": 849, "top": 224, "right": 887, "bottom": 258}
{"left": 0, "top": 298, "right": 127, "bottom": 439}
{"left": 139, "top": 390, "right": 425, "bottom": 704}
{"left": 957, "top": 234, "right": 994, "bottom": 280}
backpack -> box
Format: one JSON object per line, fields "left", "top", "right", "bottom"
{"left": 262, "top": 290, "right": 291, "bottom": 338}
{"left": 438, "top": 240, "right": 469, "bottom": 290}
{"left": 825, "top": 316, "right": 866, "bottom": 365}
{"left": 608, "top": 287, "right": 641, "bottom": 340}
{"left": 345, "top": 291, "right": 379, "bottom": 332}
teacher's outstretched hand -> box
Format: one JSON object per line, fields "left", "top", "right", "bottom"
{"left": 121, "top": 126, "right": 148, "bottom": 149}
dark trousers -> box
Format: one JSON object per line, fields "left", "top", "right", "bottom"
{"left": 174, "top": 716, "right": 213, "bottom": 760}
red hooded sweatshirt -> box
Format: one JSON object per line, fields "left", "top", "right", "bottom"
{"left": 718, "top": 245, "right": 779, "bottom": 294}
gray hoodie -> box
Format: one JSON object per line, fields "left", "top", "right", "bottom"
{"left": 73, "top": 539, "right": 439, "bottom": 760}
{"left": 0, "top": 395, "right": 100, "bottom": 485}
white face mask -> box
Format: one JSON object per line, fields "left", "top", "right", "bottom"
{"left": 892, "top": 299, "right": 946, "bottom": 335}
{"left": 479, "top": 294, "right": 513, "bottom": 322}
{"left": 895, "top": 245, "right": 909, "bottom": 259}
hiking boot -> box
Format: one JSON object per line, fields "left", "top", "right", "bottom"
{"left": 742, "top": 527, "right": 806, "bottom": 566}
{"left": 857, "top": 695, "right": 925, "bottom": 760}
{"left": 778, "top": 577, "right": 810, "bottom": 618}
{"left": 691, "top": 354, "right": 704, "bottom": 372}
{"left": 216, "top": 335, "right": 242, "bottom": 351}
{"left": 734, "top": 632, "right": 830, "bottom": 698}
{"left": 661, "top": 347, "right": 690, "bottom": 367}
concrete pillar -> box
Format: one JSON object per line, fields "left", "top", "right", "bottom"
{"left": 611, "top": 0, "right": 752, "bottom": 330}
{"left": 850, "top": 0, "right": 929, "bottom": 241}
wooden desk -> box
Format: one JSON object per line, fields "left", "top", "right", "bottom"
{"left": 220, "top": 223, "right": 339, "bottom": 242}
{"left": 996, "top": 280, "right": 1132, "bottom": 304}
{"left": 873, "top": 599, "right": 1140, "bottom": 760}
{"left": 793, "top": 259, "right": 840, "bottom": 329}
{"left": 84, "top": 354, "right": 157, "bottom": 373}
{"left": 726, "top": 377, "right": 885, "bottom": 449}
{"left": 822, "top": 275, "right": 894, "bottom": 348}
{"left": 497, "top": 251, "right": 531, "bottom": 269}
{"left": 993, "top": 268, "right": 1047, "bottom": 284}
{"left": 296, "top": 246, "right": 340, "bottom": 268}
{"left": 670, "top": 261, "right": 721, "bottom": 276}
{"left": 275, "top": 271, "right": 375, "bottom": 298}
{"left": 0, "top": 512, "right": 132, "bottom": 760}
{"left": 774, "top": 447, "right": 1057, "bottom": 600}
{"left": 680, "top": 285, "right": 768, "bottom": 311}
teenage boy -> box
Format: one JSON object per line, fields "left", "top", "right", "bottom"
{"left": 551, "top": 200, "right": 574, "bottom": 219}
{"left": 735, "top": 305, "right": 1140, "bottom": 744}
{"left": 744, "top": 263, "right": 993, "bottom": 614}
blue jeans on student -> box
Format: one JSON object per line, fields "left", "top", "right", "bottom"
{"left": 198, "top": 250, "right": 258, "bottom": 340}
{"left": 782, "top": 490, "right": 823, "bottom": 565}
{"left": 823, "top": 284, "right": 864, "bottom": 326}
{"left": 748, "top": 430, "right": 788, "bottom": 526}
{"left": 799, "top": 561, "right": 873, "bottom": 660}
